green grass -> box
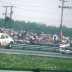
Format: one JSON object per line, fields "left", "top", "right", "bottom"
{"left": 0, "top": 53, "right": 72, "bottom": 71}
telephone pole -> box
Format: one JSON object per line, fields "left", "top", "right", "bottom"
{"left": 10, "top": 6, "right": 13, "bottom": 28}
{"left": 3, "top": 6, "right": 14, "bottom": 28}
{"left": 59, "top": 0, "right": 65, "bottom": 43}
{"left": 3, "top": 6, "right": 7, "bottom": 28}
{"left": 59, "top": 0, "right": 72, "bottom": 43}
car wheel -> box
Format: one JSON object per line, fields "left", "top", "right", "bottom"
{"left": 62, "top": 52, "right": 65, "bottom": 54}
{"left": 6, "top": 42, "right": 13, "bottom": 49}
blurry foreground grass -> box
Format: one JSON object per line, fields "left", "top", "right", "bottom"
{"left": 0, "top": 53, "right": 72, "bottom": 71}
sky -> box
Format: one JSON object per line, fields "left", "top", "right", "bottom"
{"left": 0, "top": 0, "right": 72, "bottom": 27}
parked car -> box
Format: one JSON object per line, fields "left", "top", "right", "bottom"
{"left": 0, "top": 33, "right": 14, "bottom": 48}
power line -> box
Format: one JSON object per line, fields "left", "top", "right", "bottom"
{"left": 0, "top": 2, "right": 41, "bottom": 8}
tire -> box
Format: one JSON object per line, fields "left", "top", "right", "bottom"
{"left": 62, "top": 52, "right": 65, "bottom": 54}
{"left": 6, "top": 42, "right": 13, "bottom": 49}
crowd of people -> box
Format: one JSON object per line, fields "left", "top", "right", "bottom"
{"left": 0, "top": 28, "right": 70, "bottom": 45}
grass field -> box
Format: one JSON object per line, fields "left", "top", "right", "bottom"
{"left": 0, "top": 53, "right": 72, "bottom": 71}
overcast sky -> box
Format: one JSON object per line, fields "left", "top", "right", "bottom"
{"left": 0, "top": 0, "right": 72, "bottom": 27}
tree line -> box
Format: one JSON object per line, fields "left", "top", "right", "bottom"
{"left": 0, "top": 18, "right": 72, "bottom": 37}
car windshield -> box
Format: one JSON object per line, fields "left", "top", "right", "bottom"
{"left": 0, "top": 34, "right": 5, "bottom": 39}
{"left": 0, "top": 0, "right": 72, "bottom": 72}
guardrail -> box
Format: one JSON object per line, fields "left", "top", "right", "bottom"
{"left": 1, "top": 43, "right": 72, "bottom": 54}
{"left": 12, "top": 43, "right": 60, "bottom": 52}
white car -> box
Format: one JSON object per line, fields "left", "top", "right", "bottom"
{"left": 59, "top": 43, "right": 70, "bottom": 48}
{"left": 0, "top": 33, "right": 14, "bottom": 48}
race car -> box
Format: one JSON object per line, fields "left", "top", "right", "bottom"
{"left": 0, "top": 33, "right": 14, "bottom": 48}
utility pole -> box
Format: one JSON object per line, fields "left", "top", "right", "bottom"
{"left": 59, "top": 0, "right": 72, "bottom": 43}
{"left": 10, "top": 6, "right": 13, "bottom": 28}
{"left": 59, "top": 0, "right": 65, "bottom": 44}
{"left": 3, "top": 6, "right": 7, "bottom": 28}
{"left": 3, "top": 6, "right": 14, "bottom": 28}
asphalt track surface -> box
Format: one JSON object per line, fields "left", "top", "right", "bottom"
{"left": 0, "top": 70, "right": 32, "bottom": 72}
{"left": 0, "top": 48, "right": 72, "bottom": 58}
